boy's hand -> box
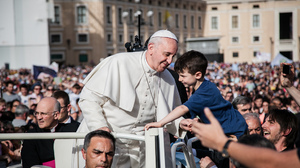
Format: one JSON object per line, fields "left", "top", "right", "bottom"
{"left": 179, "top": 119, "right": 193, "bottom": 132}
{"left": 144, "top": 122, "right": 163, "bottom": 130}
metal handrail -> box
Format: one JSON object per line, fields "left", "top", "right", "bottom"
{"left": 0, "top": 132, "right": 145, "bottom": 141}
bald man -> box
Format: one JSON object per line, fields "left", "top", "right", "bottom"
{"left": 21, "top": 97, "right": 79, "bottom": 168}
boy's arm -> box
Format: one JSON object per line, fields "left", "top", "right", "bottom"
{"left": 145, "top": 105, "right": 189, "bottom": 130}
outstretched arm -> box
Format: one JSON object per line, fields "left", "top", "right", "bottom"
{"left": 191, "top": 108, "right": 300, "bottom": 168}
{"left": 145, "top": 105, "right": 189, "bottom": 130}
{"left": 280, "top": 63, "right": 300, "bottom": 106}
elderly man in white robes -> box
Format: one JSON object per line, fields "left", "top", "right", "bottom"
{"left": 73, "top": 30, "right": 188, "bottom": 167}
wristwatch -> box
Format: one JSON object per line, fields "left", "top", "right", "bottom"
{"left": 221, "top": 139, "right": 232, "bottom": 158}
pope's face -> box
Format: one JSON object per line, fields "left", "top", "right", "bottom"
{"left": 82, "top": 137, "right": 114, "bottom": 168}
{"left": 147, "top": 38, "right": 178, "bottom": 72}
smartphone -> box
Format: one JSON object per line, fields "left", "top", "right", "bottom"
{"left": 283, "top": 64, "right": 291, "bottom": 75}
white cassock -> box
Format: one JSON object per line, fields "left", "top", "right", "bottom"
{"left": 72, "top": 51, "right": 185, "bottom": 168}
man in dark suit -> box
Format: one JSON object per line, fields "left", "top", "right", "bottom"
{"left": 53, "top": 90, "right": 80, "bottom": 126}
{"left": 21, "top": 97, "right": 79, "bottom": 168}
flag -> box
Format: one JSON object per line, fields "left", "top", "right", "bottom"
{"left": 271, "top": 53, "right": 293, "bottom": 67}
{"left": 163, "top": 10, "right": 173, "bottom": 29}
{"left": 33, "top": 65, "right": 57, "bottom": 79}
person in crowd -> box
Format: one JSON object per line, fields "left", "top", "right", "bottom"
{"left": 232, "top": 96, "right": 252, "bottom": 115}
{"left": 74, "top": 30, "right": 187, "bottom": 168}
{"left": 19, "top": 84, "right": 29, "bottom": 107}
{"left": 270, "top": 97, "right": 283, "bottom": 109}
{"left": 243, "top": 113, "right": 262, "bottom": 135}
{"left": 262, "top": 109, "right": 298, "bottom": 152}
{"left": 28, "top": 82, "right": 43, "bottom": 107}
{"left": 68, "top": 83, "right": 81, "bottom": 114}
{"left": 2, "top": 81, "right": 20, "bottom": 103}
{"left": 81, "top": 130, "right": 116, "bottom": 168}
{"left": 10, "top": 99, "right": 20, "bottom": 114}
{"left": 191, "top": 107, "right": 300, "bottom": 168}
{"left": 287, "top": 97, "right": 299, "bottom": 114}
{"left": 52, "top": 90, "right": 80, "bottom": 126}
{"left": 12, "top": 104, "right": 29, "bottom": 128}
{"left": 21, "top": 97, "right": 79, "bottom": 168}
{"left": 44, "top": 84, "right": 55, "bottom": 97}
{"left": 253, "top": 95, "right": 263, "bottom": 113}
{"left": 145, "top": 50, "right": 247, "bottom": 139}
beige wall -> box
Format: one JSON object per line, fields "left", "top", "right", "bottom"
{"left": 50, "top": 0, "right": 300, "bottom": 65}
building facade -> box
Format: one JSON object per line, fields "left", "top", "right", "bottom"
{"left": 50, "top": 0, "right": 300, "bottom": 66}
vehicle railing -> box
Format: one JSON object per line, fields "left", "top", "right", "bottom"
{"left": 0, "top": 128, "right": 178, "bottom": 168}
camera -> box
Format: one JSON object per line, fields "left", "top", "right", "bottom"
{"left": 282, "top": 64, "right": 291, "bottom": 75}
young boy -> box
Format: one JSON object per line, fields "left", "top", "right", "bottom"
{"left": 145, "top": 50, "right": 247, "bottom": 138}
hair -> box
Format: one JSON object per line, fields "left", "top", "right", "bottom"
{"left": 20, "top": 84, "right": 28, "bottom": 90}
{"left": 5, "top": 81, "right": 14, "bottom": 87}
{"left": 254, "top": 94, "right": 263, "bottom": 101}
{"left": 232, "top": 134, "right": 276, "bottom": 168}
{"left": 52, "top": 90, "right": 70, "bottom": 106}
{"left": 232, "top": 96, "right": 252, "bottom": 109}
{"left": 83, "top": 130, "right": 116, "bottom": 151}
{"left": 268, "top": 109, "right": 298, "bottom": 148}
{"left": 243, "top": 112, "right": 260, "bottom": 122}
{"left": 174, "top": 50, "right": 208, "bottom": 76}
{"left": 72, "top": 83, "right": 81, "bottom": 90}
{"left": 15, "top": 104, "right": 29, "bottom": 116}
{"left": 10, "top": 99, "right": 20, "bottom": 109}
{"left": 54, "top": 100, "right": 61, "bottom": 112}
{"left": 0, "top": 98, "right": 5, "bottom": 105}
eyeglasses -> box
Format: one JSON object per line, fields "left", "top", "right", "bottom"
{"left": 34, "top": 111, "right": 58, "bottom": 117}
{"left": 241, "top": 108, "right": 252, "bottom": 112}
{"left": 47, "top": 88, "right": 54, "bottom": 91}
{"left": 248, "top": 127, "right": 261, "bottom": 133}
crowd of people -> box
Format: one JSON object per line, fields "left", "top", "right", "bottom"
{"left": 0, "top": 30, "right": 300, "bottom": 167}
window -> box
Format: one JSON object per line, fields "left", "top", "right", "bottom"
{"left": 253, "top": 36, "right": 260, "bottom": 42}
{"left": 233, "top": 52, "right": 239, "bottom": 57}
{"left": 79, "top": 54, "right": 88, "bottom": 62}
{"left": 158, "top": 12, "right": 162, "bottom": 27}
{"left": 54, "top": 6, "right": 60, "bottom": 24}
{"left": 232, "top": 6, "right": 238, "bottom": 10}
{"left": 107, "top": 6, "right": 111, "bottom": 24}
{"left": 253, "top": 51, "right": 259, "bottom": 57}
{"left": 198, "top": 16, "right": 202, "bottom": 29}
{"left": 51, "top": 53, "right": 63, "bottom": 60}
{"left": 77, "top": 5, "right": 87, "bottom": 24}
{"left": 212, "top": 7, "right": 218, "bottom": 10}
{"left": 51, "top": 34, "right": 61, "bottom": 43}
{"left": 175, "top": 14, "right": 179, "bottom": 28}
{"left": 191, "top": 16, "right": 194, "bottom": 29}
{"left": 77, "top": 34, "right": 88, "bottom": 43}
{"left": 232, "top": 15, "right": 238, "bottom": 29}
{"left": 119, "top": 34, "right": 123, "bottom": 43}
{"left": 232, "top": 37, "right": 239, "bottom": 43}
{"left": 253, "top": 14, "right": 260, "bottom": 28}
{"left": 129, "top": 9, "right": 133, "bottom": 23}
{"left": 118, "top": 8, "right": 123, "bottom": 25}
{"left": 211, "top": 16, "right": 218, "bottom": 30}
{"left": 184, "top": 15, "right": 187, "bottom": 28}
{"left": 253, "top": 5, "right": 260, "bottom": 9}
{"left": 279, "top": 12, "right": 293, "bottom": 40}
{"left": 107, "top": 34, "right": 111, "bottom": 42}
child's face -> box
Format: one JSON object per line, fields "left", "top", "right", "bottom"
{"left": 178, "top": 69, "right": 198, "bottom": 88}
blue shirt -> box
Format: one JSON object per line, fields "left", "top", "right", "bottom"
{"left": 184, "top": 79, "right": 247, "bottom": 138}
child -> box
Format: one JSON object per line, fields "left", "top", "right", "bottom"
{"left": 145, "top": 50, "right": 247, "bottom": 138}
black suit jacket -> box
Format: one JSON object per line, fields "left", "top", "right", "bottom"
{"left": 21, "top": 123, "right": 79, "bottom": 168}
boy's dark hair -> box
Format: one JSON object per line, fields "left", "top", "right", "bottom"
{"left": 52, "top": 90, "right": 70, "bottom": 106}
{"left": 174, "top": 50, "right": 208, "bottom": 76}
